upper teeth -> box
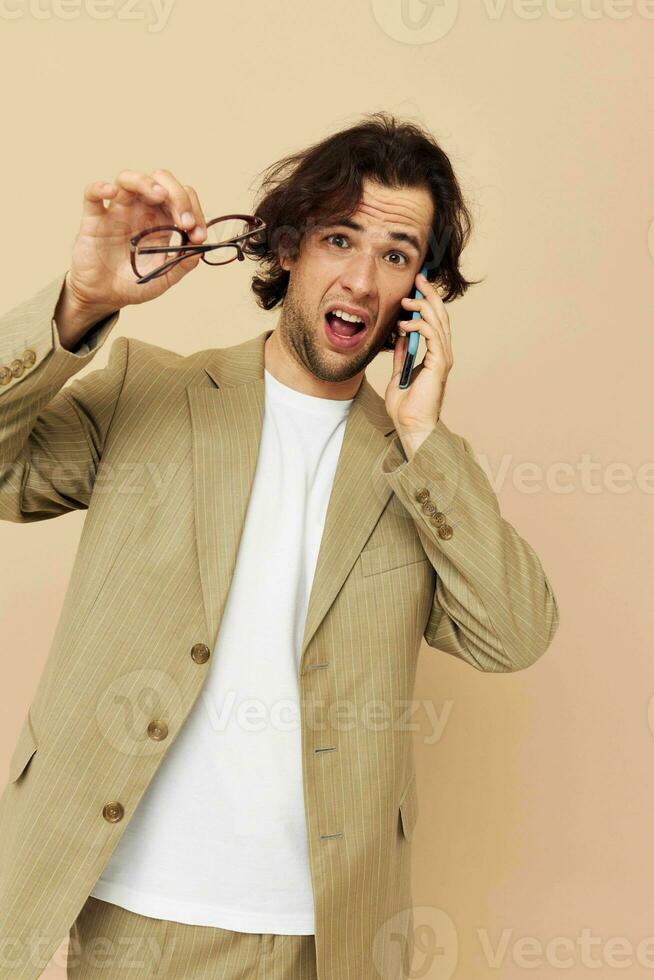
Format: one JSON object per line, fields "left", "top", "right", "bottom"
{"left": 332, "top": 309, "right": 365, "bottom": 324}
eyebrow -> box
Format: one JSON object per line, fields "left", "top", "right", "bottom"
{"left": 322, "top": 217, "right": 422, "bottom": 256}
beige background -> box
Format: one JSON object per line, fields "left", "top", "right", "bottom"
{"left": 1, "top": 1, "right": 652, "bottom": 977}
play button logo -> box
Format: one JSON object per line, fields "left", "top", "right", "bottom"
{"left": 370, "top": 0, "right": 460, "bottom": 43}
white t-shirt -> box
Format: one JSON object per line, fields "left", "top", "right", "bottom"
{"left": 90, "top": 367, "right": 354, "bottom": 934}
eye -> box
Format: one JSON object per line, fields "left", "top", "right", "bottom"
{"left": 322, "top": 234, "right": 409, "bottom": 267}
{"left": 325, "top": 233, "right": 348, "bottom": 248}
{"left": 386, "top": 251, "right": 409, "bottom": 266}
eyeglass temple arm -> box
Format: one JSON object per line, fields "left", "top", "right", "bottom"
{"left": 134, "top": 246, "right": 248, "bottom": 284}
{"left": 133, "top": 218, "right": 265, "bottom": 255}
{"left": 137, "top": 243, "right": 222, "bottom": 256}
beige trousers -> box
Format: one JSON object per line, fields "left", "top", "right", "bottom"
{"left": 66, "top": 896, "right": 318, "bottom": 979}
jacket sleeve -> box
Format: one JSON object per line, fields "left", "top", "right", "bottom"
{"left": 0, "top": 271, "right": 127, "bottom": 522}
{"left": 379, "top": 418, "right": 560, "bottom": 672}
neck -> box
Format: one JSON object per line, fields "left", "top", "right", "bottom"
{"left": 263, "top": 327, "right": 363, "bottom": 400}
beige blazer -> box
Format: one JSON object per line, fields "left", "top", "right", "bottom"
{"left": 0, "top": 272, "right": 559, "bottom": 980}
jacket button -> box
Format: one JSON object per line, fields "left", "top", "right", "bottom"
{"left": 438, "top": 524, "right": 453, "bottom": 540}
{"left": 191, "top": 642, "right": 210, "bottom": 664}
{"left": 10, "top": 359, "right": 25, "bottom": 379}
{"left": 414, "top": 487, "right": 430, "bottom": 503}
{"left": 22, "top": 349, "right": 36, "bottom": 367}
{"left": 0, "top": 366, "right": 12, "bottom": 385}
{"left": 147, "top": 720, "right": 168, "bottom": 741}
{"left": 102, "top": 801, "right": 124, "bottom": 823}
{"left": 421, "top": 501, "right": 438, "bottom": 517}
{"left": 429, "top": 511, "right": 447, "bottom": 527}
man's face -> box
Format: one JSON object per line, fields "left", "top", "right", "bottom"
{"left": 277, "top": 179, "right": 435, "bottom": 384}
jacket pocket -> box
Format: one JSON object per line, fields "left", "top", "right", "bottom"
{"left": 8, "top": 709, "right": 38, "bottom": 783}
{"left": 398, "top": 771, "right": 419, "bottom": 841}
{"left": 360, "top": 537, "right": 428, "bottom": 578}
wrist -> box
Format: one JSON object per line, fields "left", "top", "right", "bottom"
{"left": 398, "top": 425, "right": 437, "bottom": 462}
{"left": 54, "top": 277, "right": 115, "bottom": 352}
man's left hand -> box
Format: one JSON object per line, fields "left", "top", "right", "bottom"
{"left": 384, "top": 272, "right": 454, "bottom": 460}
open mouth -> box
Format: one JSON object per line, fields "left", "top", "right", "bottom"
{"left": 324, "top": 311, "right": 368, "bottom": 349}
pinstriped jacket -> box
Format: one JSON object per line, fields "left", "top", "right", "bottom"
{"left": 0, "top": 272, "right": 559, "bottom": 979}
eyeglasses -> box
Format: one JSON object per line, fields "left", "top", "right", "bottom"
{"left": 130, "top": 213, "right": 266, "bottom": 284}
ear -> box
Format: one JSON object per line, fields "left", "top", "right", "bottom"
{"left": 280, "top": 252, "right": 295, "bottom": 274}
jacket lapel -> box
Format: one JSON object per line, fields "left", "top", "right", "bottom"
{"left": 186, "top": 328, "right": 397, "bottom": 670}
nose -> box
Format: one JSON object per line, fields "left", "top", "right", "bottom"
{"left": 338, "top": 251, "right": 377, "bottom": 298}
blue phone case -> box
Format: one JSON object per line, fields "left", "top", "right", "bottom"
{"left": 399, "top": 263, "right": 430, "bottom": 389}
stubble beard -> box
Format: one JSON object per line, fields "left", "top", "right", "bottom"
{"left": 278, "top": 284, "right": 389, "bottom": 384}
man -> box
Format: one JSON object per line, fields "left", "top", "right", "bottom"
{"left": 0, "top": 112, "right": 559, "bottom": 979}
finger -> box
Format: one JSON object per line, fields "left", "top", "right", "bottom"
{"left": 81, "top": 180, "right": 118, "bottom": 220}
{"left": 400, "top": 296, "right": 450, "bottom": 354}
{"left": 415, "top": 276, "right": 451, "bottom": 337}
{"left": 400, "top": 296, "right": 439, "bottom": 333}
{"left": 150, "top": 169, "right": 198, "bottom": 231}
{"left": 397, "top": 315, "right": 450, "bottom": 367}
{"left": 111, "top": 170, "right": 168, "bottom": 209}
{"left": 183, "top": 184, "right": 208, "bottom": 242}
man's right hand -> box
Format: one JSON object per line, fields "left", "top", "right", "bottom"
{"left": 55, "top": 169, "right": 208, "bottom": 347}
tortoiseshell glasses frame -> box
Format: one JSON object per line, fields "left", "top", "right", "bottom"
{"left": 129, "top": 213, "right": 267, "bottom": 285}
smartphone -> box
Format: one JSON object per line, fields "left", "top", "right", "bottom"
{"left": 398, "top": 262, "right": 430, "bottom": 389}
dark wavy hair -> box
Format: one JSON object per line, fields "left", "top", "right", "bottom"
{"left": 243, "top": 111, "right": 482, "bottom": 350}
